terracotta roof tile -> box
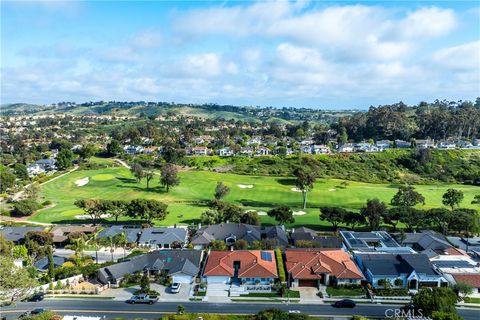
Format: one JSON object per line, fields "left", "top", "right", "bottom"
{"left": 452, "top": 274, "right": 480, "bottom": 288}
{"left": 286, "top": 249, "right": 363, "bottom": 280}
{"left": 204, "top": 250, "right": 278, "bottom": 278}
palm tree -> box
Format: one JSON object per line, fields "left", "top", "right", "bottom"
{"left": 66, "top": 237, "right": 86, "bottom": 265}
{"left": 99, "top": 235, "right": 116, "bottom": 262}
{"left": 115, "top": 232, "right": 128, "bottom": 258}
{"left": 89, "top": 233, "right": 100, "bottom": 264}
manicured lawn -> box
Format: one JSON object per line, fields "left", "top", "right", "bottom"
{"left": 464, "top": 297, "right": 480, "bottom": 304}
{"left": 31, "top": 166, "right": 480, "bottom": 228}
{"left": 326, "top": 286, "right": 366, "bottom": 297}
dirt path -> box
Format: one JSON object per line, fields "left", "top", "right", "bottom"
{"left": 114, "top": 158, "right": 131, "bottom": 169}
{"left": 0, "top": 215, "right": 53, "bottom": 226}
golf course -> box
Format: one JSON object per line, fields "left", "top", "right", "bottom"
{"left": 30, "top": 159, "right": 480, "bottom": 229}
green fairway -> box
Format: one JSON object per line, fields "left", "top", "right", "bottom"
{"left": 31, "top": 166, "right": 480, "bottom": 229}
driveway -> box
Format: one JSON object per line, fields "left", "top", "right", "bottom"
{"left": 298, "top": 287, "right": 321, "bottom": 303}
{"left": 54, "top": 247, "right": 130, "bottom": 263}
{"left": 100, "top": 283, "right": 191, "bottom": 302}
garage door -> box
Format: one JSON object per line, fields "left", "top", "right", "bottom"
{"left": 172, "top": 275, "right": 193, "bottom": 284}
{"left": 299, "top": 279, "right": 318, "bottom": 287}
{"left": 206, "top": 276, "right": 230, "bottom": 284}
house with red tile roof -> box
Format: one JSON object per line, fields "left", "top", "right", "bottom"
{"left": 285, "top": 249, "right": 363, "bottom": 288}
{"left": 203, "top": 250, "right": 278, "bottom": 286}
{"left": 452, "top": 274, "right": 480, "bottom": 295}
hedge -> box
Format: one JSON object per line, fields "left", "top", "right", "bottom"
{"left": 275, "top": 248, "right": 286, "bottom": 282}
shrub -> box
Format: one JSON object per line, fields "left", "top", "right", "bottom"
{"left": 42, "top": 200, "right": 52, "bottom": 206}
{"left": 12, "top": 199, "right": 41, "bottom": 216}
{"left": 275, "top": 248, "right": 286, "bottom": 283}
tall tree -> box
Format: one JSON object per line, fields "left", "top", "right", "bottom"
{"left": 267, "top": 206, "right": 295, "bottom": 225}
{"left": 127, "top": 199, "right": 168, "bottom": 224}
{"left": 0, "top": 255, "right": 38, "bottom": 302}
{"left": 74, "top": 199, "right": 101, "bottom": 226}
{"left": 160, "top": 163, "right": 180, "bottom": 192}
{"left": 240, "top": 211, "right": 260, "bottom": 226}
{"left": 56, "top": 149, "right": 75, "bottom": 169}
{"left": 214, "top": 181, "right": 230, "bottom": 200}
{"left": 319, "top": 207, "right": 347, "bottom": 230}
{"left": 411, "top": 287, "right": 458, "bottom": 317}
{"left": 391, "top": 185, "right": 425, "bottom": 207}
{"left": 106, "top": 139, "right": 122, "bottom": 157}
{"left": 442, "top": 189, "right": 464, "bottom": 210}
{"left": 130, "top": 163, "right": 144, "bottom": 183}
{"left": 0, "top": 165, "right": 16, "bottom": 193}
{"left": 293, "top": 167, "right": 316, "bottom": 209}
{"left": 361, "top": 198, "right": 386, "bottom": 231}
{"left": 382, "top": 207, "right": 404, "bottom": 232}
{"left": 144, "top": 171, "right": 154, "bottom": 190}
{"left": 47, "top": 245, "right": 55, "bottom": 280}
{"left": 79, "top": 144, "right": 96, "bottom": 160}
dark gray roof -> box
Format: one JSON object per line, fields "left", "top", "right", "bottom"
{"left": 358, "top": 253, "right": 438, "bottom": 276}
{"left": 400, "top": 232, "right": 452, "bottom": 252}
{"left": 292, "top": 227, "right": 317, "bottom": 236}
{"left": 192, "top": 223, "right": 288, "bottom": 246}
{"left": 261, "top": 226, "right": 289, "bottom": 247}
{"left": 138, "top": 227, "right": 187, "bottom": 245}
{"left": 97, "top": 250, "right": 202, "bottom": 284}
{"left": 0, "top": 226, "right": 44, "bottom": 242}
{"left": 292, "top": 234, "right": 343, "bottom": 248}
{"left": 34, "top": 255, "right": 66, "bottom": 271}
{"left": 97, "top": 226, "right": 142, "bottom": 244}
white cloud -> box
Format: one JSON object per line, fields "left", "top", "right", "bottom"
{"left": 399, "top": 7, "right": 457, "bottom": 39}
{"left": 432, "top": 41, "right": 480, "bottom": 71}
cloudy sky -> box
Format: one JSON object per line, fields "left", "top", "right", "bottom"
{"left": 1, "top": 0, "right": 479, "bottom": 109}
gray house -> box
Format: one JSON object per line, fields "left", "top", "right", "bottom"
{"left": 97, "top": 250, "right": 202, "bottom": 285}
{"left": 138, "top": 227, "right": 188, "bottom": 249}
{"left": 97, "top": 225, "right": 142, "bottom": 245}
{"left": 291, "top": 227, "right": 343, "bottom": 248}
{"left": 35, "top": 255, "right": 66, "bottom": 272}
{"left": 191, "top": 223, "right": 289, "bottom": 249}
{"left": 0, "top": 226, "right": 44, "bottom": 244}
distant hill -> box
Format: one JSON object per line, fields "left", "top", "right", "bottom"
{"left": 1, "top": 101, "right": 355, "bottom": 124}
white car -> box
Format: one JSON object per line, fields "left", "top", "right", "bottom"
{"left": 171, "top": 282, "right": 181, "bottom": 293}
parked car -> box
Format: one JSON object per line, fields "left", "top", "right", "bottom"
{"left": 28, "top": 293, "right": 45, "bottom": 302}
{"left": 333, "top": 299, "right": 356, "bottom": 308}
{"left": 171, "top": 283, "right": 181, "bottom": 293}
{"left": 20, "top": 308, "right": 48, "bottom": 318}
{"left": 126, "top": 294, "right": 159, "bottom": 304}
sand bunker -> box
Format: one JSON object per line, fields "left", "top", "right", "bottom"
{"left": 74, "top": 177, "right": 89, "bottom": 187}
{"left": 257, "top": 211, "right": 267, "bottom": 216}
{"left": 328, "top": 188, "right": 337, "bottom": 191}
{"left": 291, "top": 187, "right": 302, "bottom": 192}
{"left": 293, "top": 211, "right": 307, "bottom": 216}
{"left": 75, "top": 213, "right": 111, "bottom": 220}
{"left": 237, "top": 184, "right": 254, "bottom": 189}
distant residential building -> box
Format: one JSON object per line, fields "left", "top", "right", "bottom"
{"left": 27, "top": 163, "right": 45, "bottom": 177}
{"left": 188, "top": 146, "right": 210, "bottom": 156}
{"left": 218, "top": 147, "right": 234, "bottom": 157}
{"left": 340, "top": 231, "right": 415, "bottom": 253}
{"left": 395, "top": 140, "right": 411, "bottom": 148}
{"left": 355, "top": 253, "right": 448, "bottom": 290}
{"left": 35, "top": 255, "right": 66, "bottom": 272}
{"left": 191, "top": 223, "right": 288, "bottom": 250}
{"left": 255, "top": 147, "right": 271, "bottom": 156}
{"left": 0, "top": 226, "right": 44, "bottom": 244}
{"left": 338, "top": 144, "right": 354, "bottom": 153}
{"left": 138, "top": 227, "right": 188, "bottom": 249}
{"left": 240, "top": 147, "right": 253, "bottom": 156}
{"left": 123, "top": 145, "right": 144, "bottom": 155}
{"left": 203, "top": 250, "right": 278, "bottom": 286}
{"left": 438, "top": 141, "right": 456, "bottom": 149}
{"left": 416, "top": 139, "right": 435, "bottom": 149}
{"left": 376, "top": 140, "right": 391, "bottom": 149}
{"left": 286, "top": 249, "right": 363, "bottom": 287}
{"left": 50, "top": 225, "right": 99, "bottom": 246}
{"left": 97, "top": 225, "right": 142, "bottom": 245}
{"left": 35, "top": 158, "right": 57, "bottom": 170}
{"left": 291, "top": 227, "right": 343, "bottom": 248}
{"left": 97, "top": 250, "right": 202, "bottom": 285}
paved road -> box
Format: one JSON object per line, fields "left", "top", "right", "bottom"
{"left": 2, "top": 300, "right": 479, "bottom": 319}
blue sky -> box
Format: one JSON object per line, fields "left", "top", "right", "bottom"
{"left": 1, "top": 0, "right": 479, "bottom": 109}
